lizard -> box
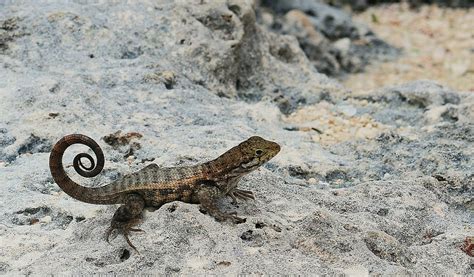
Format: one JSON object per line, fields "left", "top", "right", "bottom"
{"left": 49, "top": 134, "right": 280, "bottom": 251}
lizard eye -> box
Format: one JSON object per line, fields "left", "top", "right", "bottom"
{"left": 255, "top": 149, "right": 263, "bottom": 156}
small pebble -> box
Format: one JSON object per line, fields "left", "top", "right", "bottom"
{"left": 40, "top": 216, "right": 52, "bottom": 224}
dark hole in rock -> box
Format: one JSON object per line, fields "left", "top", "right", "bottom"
{"left": 433, "top": 174, "right": 447, "bottom": 182}
{"left": 12, "top": 206, "right": 61, "bottom": 226}
{"left": 240, "top": 230, "right": 253, "bottom": 241}
{"left": 376, "top": 132, "right": 403, "bottom": 143}
{"left": 334, "top": 25, "right": 344, "bottom": 37}
{"left": 270, "top": 44, "right": 294, "bottom": 63}
{"left": 89, "top": 54, "right": 94, "bottom": 58}
{"left": 58, "top": 214, "right": 74, "bottom": 228}
{"left": 255, "top": 222, "right": 266, "bottom": 229}
{"left": 49, "top": 83, "right": 60, "bottom": 93}
{"left": 349, "top": 26, "right": 359, "bottom": 39}
{"left": 235, "top": 79, "right": 241, "bottom": 90}
{"left": 17, "top": 134, "right": 51, "bottom": 155}
{"left": 324, "top": 15, "right": 335, "bottom": 28}
{"left": 165, "top": 266, "right": 181, "bottom": 273}
{"left": 17, "top": 206, "right": 51, "bottom": 215}
{"left": 287, "top": 165, "right": 307, "bottom": 178}
{"left": 121, "top": 47, "right": 143, "bottom": 59}
{"left": 278, "top": 47, "right": 292, "bottom": 61}
{"left": 48, "top": 112, "right": 59, "bottom": 118}
{"left": 441, "top": 109, "right": 458, "bottom": 123}
{"left": 0, "top": 128, "right": 16, "bottom": 147}
{"left": 271, "top": 21, "right": 282, "bottom": 31}
{"left": 120, "top": 249, "right": 130, "bottom": 261}
{"left": 75, "top": 216, "right": 86, "bottom": 222}
{"left": 217, "top": 261, "right": 231, "bottom": 267}
{"left": 179, "top": 39, "right": 185, "bottom": 44}
{"left": 305, "top": 10, "right": 318, "bottom": 17}
{"left": 167, "top": 203, "right": 178, "bottom": 213}
{"left": 94, "top": 261, "right": 105, "bottom": 267}
{"left": 228, "top": 4, "right": 241, "bottom": 16}
{"left": 217, "top": 91, "right": 229, "bottom": 98}
{"left": 121, "top": 51, "right": 135, "bottom": 59}
{"left": 272, "top": 225, "right": 282, "bottom": 232}
{"left": 141, "top": 157, "right": 155, "bottom": 163}
{"left": 377, "top": 208, "right": 389, "bottom": 216}
{"left": 123, "top": 142, "right": 142, "bottom": 158}
{"left": 103, "top": 131, "right": 142, "bottom": 148}
{"left": 338, "top": 242, "right": 353, "bottom": 252}
{"left": 325, "top": 169, "right": 348, "bottom": 182}
{"left": 164, "top": 81, "right": 173, "bottom": 90}
{"left": 195, "top": 80, "right": 205, "bottom": 86}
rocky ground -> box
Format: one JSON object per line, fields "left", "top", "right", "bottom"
{"left": 344, "top": 2, "right": 474, "bottom": 93}
{"left": 0, "top": 0, "right": 472, "bottom": 275}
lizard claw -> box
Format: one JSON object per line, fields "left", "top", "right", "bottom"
{"left": 229, "top": 214, "right": 246, "bottom": 224}
{"left": 228, "top": 189, "right": 255, "bottom": 204}
{"left": 105, "top": 226, "right": 115, "bottom": 244}
{"left": 124, "top": 232, "right": 139, "bottom": 253}
{"left": 105, "top": 219, "right": 143, "bottom": 252}
{"left": 214, "top": 212, "right": 246, "bottom": 224}
{"left": 130, "top": 228, "right": 145, "bottom": 233}
{"left": 198, "top": 185, "right": 247, "bottom": 225}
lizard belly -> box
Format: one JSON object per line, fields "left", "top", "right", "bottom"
{"left": 140, "top": 182, "right": 196, "bottom": 207}
{"left": 127, "top": 165, "right": 204, "bottom": 207}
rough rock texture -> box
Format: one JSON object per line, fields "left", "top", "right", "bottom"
{"left": 323, "top": 0, "right": 474, "bottom": 11}
{"left": 259, "top": 0, "right": 400, "bottom": 76}
{"left": 344, "top": 3, "right": 474, "bottom": 93}
{"left": 0, "top": 0, "right": 472, "bottom": 275}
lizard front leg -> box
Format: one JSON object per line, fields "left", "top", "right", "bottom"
{"left": 227, "top": 188, "right": 255, "bottom": 204}
{"left": 105, "top": 193, "right": 145, "bottom": 252}
{"left": 197, "top": 183, "right": 246, "bottom": 224}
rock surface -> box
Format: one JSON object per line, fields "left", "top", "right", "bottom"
{"left": 0, "top": 0, "right": 472, "bottom": 275}
{"left": 323, "top": 0, "right": 474, "bottom": 11}
{"left": 259, "top": 0, "right": 400, "bottom": 76}
{"left": 344, "top": 3, "right": 474, "bottom": 93}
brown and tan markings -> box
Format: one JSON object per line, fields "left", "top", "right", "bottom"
{"left": 49, "top": 134, "right": 280, "bottom": 251}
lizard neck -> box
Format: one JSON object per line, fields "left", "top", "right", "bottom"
{"left": 202, "top": 152, "right": 246, "bottom": 183}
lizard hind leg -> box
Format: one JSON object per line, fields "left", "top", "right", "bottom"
{"left": 105, "top": 193, "right": 145, "bottom": 252}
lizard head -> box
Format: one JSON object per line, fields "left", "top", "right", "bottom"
{"left": 214, "top": 136, "right": 280, "bottom": 176}
{"left": 238, "top": 136, "right": 281, "bottom": 169}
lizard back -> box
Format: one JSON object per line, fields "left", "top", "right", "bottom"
{"left": 101, "top": 164, "right": 209, "bottom": 206}
{"left": 49, "top": 133, "right": 211, "bottom": 205}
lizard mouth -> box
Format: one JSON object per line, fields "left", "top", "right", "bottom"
{"left": 272, "top": 142, "right": 281, "bottom": 153}
{"left": 260, "top": 142, "right": 280, "bottom": 164}
{"left": 268, "top": 141, "right": 281, "bottom": 158}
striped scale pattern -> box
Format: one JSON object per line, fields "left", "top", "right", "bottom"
{"left": 49, "top": 134, "right": 280, "bottom": 207}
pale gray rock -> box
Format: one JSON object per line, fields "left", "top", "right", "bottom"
{"left": 0, "top": 0, "right": 472, "bottom": 276}
{"left": 322, "top": 0, "right": 474, "bottom": 10}
{"left": 259, "top": 0, "right": 400, "bottom": 76}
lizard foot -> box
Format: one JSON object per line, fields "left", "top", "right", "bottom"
{"left": 213, "top": 212, "right": 246, "bottom": 224}
{"left": 228, "top": 189, "right": 255, "bottom": 204}
{"left": 105, "top": 218, "right": 144, "bottom": 252}
{"left": 198, "top": 183, "right": 247, "bottom": 224}
{"left": 105, "top": 194, "right": 145, "bottom": 252}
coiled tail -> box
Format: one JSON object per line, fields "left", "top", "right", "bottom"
{"left": 49, "top": 134, "right": 117, "bottom": 204}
